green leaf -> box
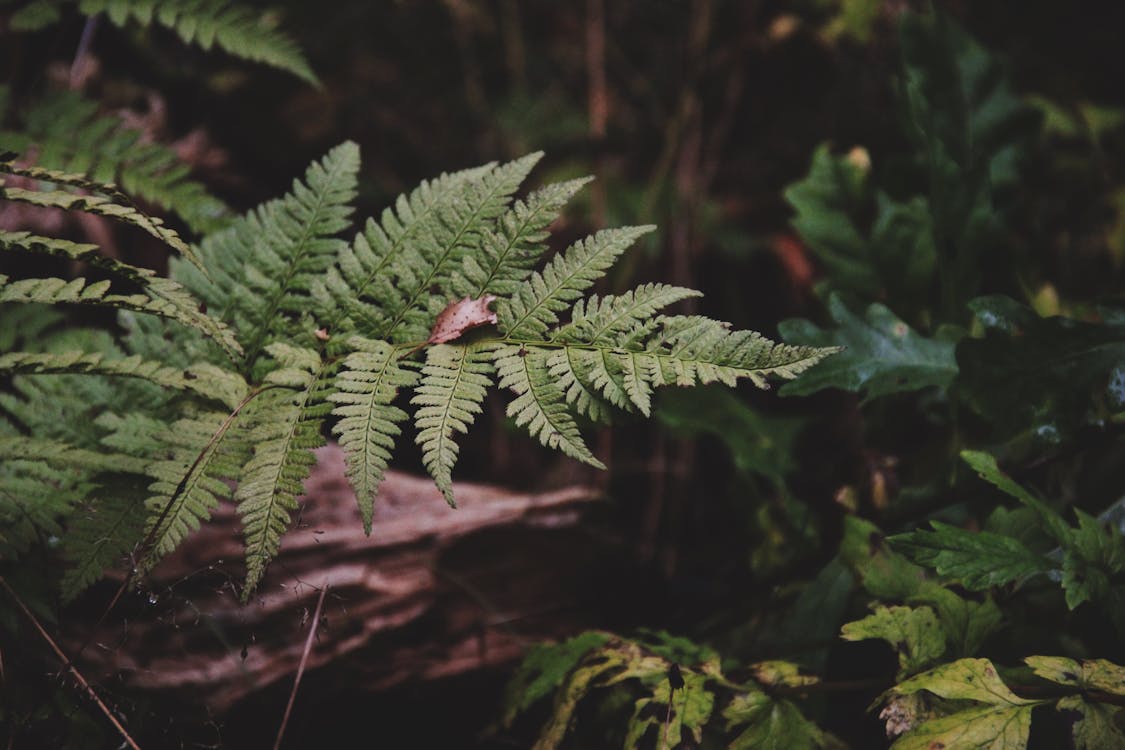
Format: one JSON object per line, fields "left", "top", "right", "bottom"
{"left": 958, "top": 296, "right": 1125, "bottom": 440}
{"left": 784, "top": 144, "right": 876, "bottom": 297}
{"left": 330, "top": 338, "right": 419, "bottom": 532}
{"left": 1026, "top": 656, "right": 1125, "bottom": 696}
{"left": 412, "top": 343, "right": 495, "bottom": 506}
{"left": 725, "top": 690, "right": 844, "bottom": 750}
{"left": 501, "top": 631, "right": 612, "bottom": 727}
{"left": 0, "top": 180, "right": 195, "bottom": 264}
{"left": 494, "top": 345, "right": 603, "bottom": 468}
{"left": 78, "top": 0, "right": 317, "bottom": 83}
{"left": 889, "top": 704, "right": 1034, "bottom": 750}
{"left": 960, "top": 450, "right": 1071, "bottom": 544}
{"left": 624, "top": 668, "right": 714, "bottom": 750}
{"left": 2, "top": 92, "right": 229, "bottom": 234}
{"left": 890, "top": 521, "right": 1054, "bottom": 590}
{"left": 891, "top": 658, "right": 1034, "bottom": 706}
{"left": 1056, "top": 696, "right": 1125, "bottom": 750}
{"left": 779, "top": 294, "right": 959, "bottom": 399}
{"left": 841, "top": 605, "right": 946, "bottom": 677}
{"left": 59, "top": 481, "right": 148, "bottom": 601}
{"left": 498, "top": 225, "right": 655, "bottom": 338}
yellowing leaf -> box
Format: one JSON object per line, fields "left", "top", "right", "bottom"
{"left": 891, "top": 704, "right": 1034, "bottom": 750}
{"left": 892, "top": 658, "right": 1034, "bottom": 706}
{"left": 1026, "top": 656, "right": 1125, "bottom": 697}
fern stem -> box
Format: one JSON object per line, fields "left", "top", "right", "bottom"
{"left": 273, "top": 582, "right": 329, "bottom": 750}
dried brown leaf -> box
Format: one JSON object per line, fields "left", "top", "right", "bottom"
{"left": 427, "top": 294, "right": 498, "bottom": 344}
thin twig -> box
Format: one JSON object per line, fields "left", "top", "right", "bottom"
{"left": 273, "top": 582, "right": 329, "bottom": 750}
{"left": 69, "top": 15, "right": 99, "bottom": 90}
{"left": 0, "top": 576, "right": 142, "bottom": 750}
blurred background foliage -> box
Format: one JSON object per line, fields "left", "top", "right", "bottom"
{"left": 2, "top": 0, "right": 1124, "bottom": 747}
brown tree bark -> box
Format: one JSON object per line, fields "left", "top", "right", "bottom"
{"left": 68, "top": 445, "right": 604, "bottom": 714}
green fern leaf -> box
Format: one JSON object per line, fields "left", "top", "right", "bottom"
{"left": 0, "top": 459, "right": 88, "bottom": 558}
{"left": 0, "top": 350, "right": 248, "bottom": 407}
{"left": 497, "top": 225, "right": 655, "bottom": 339}
{"left": 0, "top": 230, "right": 241, "bottom": 357}
{"left": 493, "top": 345, "right": 605, "bottom": 468}
{"left": 330, "top": 337, "right": 419, "bottom": 533}
{"left": 378, "top": 153, "right": 542, "bottom": 344}
{"left": 0, "top": 179, "right": 196, "bottom": 263}
{"left": 546, "top": 346, "right": 616, "bottom": 423}
{"left": 59, "top": 480, "right": 148, "bottom": 601}
{"left": 449, "top": 176, "right": 593, "bottom": 298}
{"left": 176, "top": 141, "right": 359, "bottom": 370}
{"left": 2, "top": 91, "right": 229, "bottom": 234}
{"left": 412, "top": 343, "right": 495, "bottom": 506}
{"left": 89, "top": 0, "right": 315, "bottom": 82}
{"left": 236, "top": 345, "right": 331, "bottom": 595}
{"left": 315, "top": 163, "right": 493, "bottom": 336}
{"left": 554, "top": 284, "right": 702, "bottom": 345}
{"left": 140, "top": 411, "right": 244, "bottom": 571}
{"left": 0, "top": 437, "right": 149, "bottom": 475}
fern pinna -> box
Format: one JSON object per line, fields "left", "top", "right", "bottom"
{"left": 0, "top": 144, "right": 839, "bottom": 599}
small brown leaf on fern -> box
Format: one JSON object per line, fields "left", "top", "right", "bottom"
{"left": 427, "top": 295, "right": 498, "bottom": 344}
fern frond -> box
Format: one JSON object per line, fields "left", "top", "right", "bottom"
{"left": 554, "top": 284, "right": 702, "bottom": 345}
{"left": 235, "top": 346, "right": 331, "bottom": 595}
{"left": 0, "top": 179, "right": 196, "bottom": 263}
{"left": 0, "top": 458, "right": 90, "bottom": 558}
{"left": 449, "top": 176, "right": 593, "bottom": 298}
{"left": 86, "top": 0, "right": 316, "bottom": 83}
{"left": 493, "top": 345, "right": 605, "bottom": 468}
{"left": 0, "top": 351, "right": 248, "bottom": 408}
{"left": 546, "top": 346, "right": 616, "bottom": 423}
{"left": 140, "top": 411, "right": 244, "bottom": 571}
{"left": 412, "top": 343, "right": 495, "bottom": 506}
{"left": 0, "top": 437, "right": 149, "bottom": 475}
{"left": 330, "top": 337, "right": 419, "bottom": 533}
{"left": 0, "top": 230, "right": 239, "bottom": 356}
{"left": 317, "top": 163, "right": 494, "bottom": 337}
{"left": 497, "top": 226, "right": 655, "bottom": 338}
{"left": 378, "top": 153, "right": 542, "bottom": 343}
{"left": 1, "top": 91, "right": 228, "bottom": 234}
{"left": 59, "top": 480, "right": 148, "bottom": 601}
{"left": 176, "top": 141, "right": 358, "bottom": 371}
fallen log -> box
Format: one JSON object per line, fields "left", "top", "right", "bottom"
{"left": 68, "top": 444, "right": 605, "bottom": 715}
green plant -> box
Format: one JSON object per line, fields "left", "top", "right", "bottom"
{"left": 0, "top": 143, "right": 838, "bottom": 599}
{"left": 502, "top": 8, "right": 1125, "bottom": 749}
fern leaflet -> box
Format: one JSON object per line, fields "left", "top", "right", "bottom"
{"left": 497, "top": 225, "right": 655, "bottom": 338}
{"left": 235, "top": 345, "right": 331, "bottom": 595}
{"left": 330, "top": 337, "right": 419, "bottom": 533}
{"left": 494, "top": 345, "right": 605, "bottom": 467}
{"left": 412, "top": 343, "right": 495, "bottom": 506}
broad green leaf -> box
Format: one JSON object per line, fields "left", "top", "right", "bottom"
{"left": 501, "top": 631, "right": 612, "bottom": 726}
{"left": 1026, "top": 656, "right": 1125, "bottom": 696}
{"left": 892, "top": 658, "right": 1034, "bottom": 706}
{"left": 725, "top": 690, "right": 844, "bottom": 750}
{"left": 958, "top": 296, "right": 1125, "bottom": 441}
{"left": 1056, "top": 696, "right": 1125, "bottom": 750}
{"left": 890, "top": 522, "right": 1053, "bottom": 590}
{"left": 841, "top": 605, "right": 946, "bottom": 677}
{"left": 624, "top": 669, "right": 714, "bottom": 750}
{"left": 751, "top": 661, "right": 820, "bottom": 689}
{"left": 960, "top": 450, "right": 1071, "bottom": 544}
{"left": 890, "top": 704, "right": 1034, "bottom": 750}
{"left": 779, "top": 294, "right": 959, "bottom": 399}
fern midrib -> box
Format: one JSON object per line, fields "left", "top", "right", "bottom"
{"left": 380, "top": 177, "right": 516, "bottom": 339}
{"left": 240, "top": 158, "right": 352, "bottom": 371}
{"left": 353, "top": 348, "right": 404, "bottom": 488}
